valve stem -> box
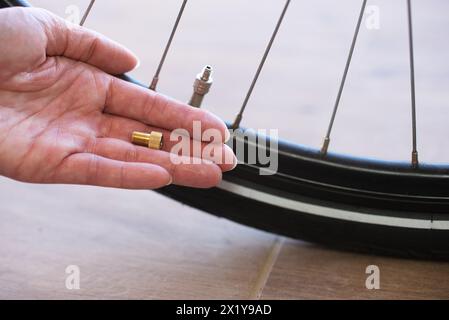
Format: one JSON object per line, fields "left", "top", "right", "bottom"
{"left": 188, "top": 65, "right": 213, "bottom": 108}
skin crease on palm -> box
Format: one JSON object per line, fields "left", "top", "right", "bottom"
{"left": 0, "top": 7, "right": 237, "bottom": 190}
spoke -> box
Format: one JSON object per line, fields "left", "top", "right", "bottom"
{"left": 407, "top": 0, "right": 419, "bottom": 168}
{"left": 320, "top": 0, "right": 367, "bottom": 155}
{"left": 150, "top": 0, "right": 188, "bottom": 91}
{"left": 80, "top": 0, "right": 96, "bottom": 26}
{"left": 231, "top": 0, "right": 291, "bottom": 130}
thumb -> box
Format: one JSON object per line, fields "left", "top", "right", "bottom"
{"left": 36, "top": 7, "right": 139, "bottom": 75}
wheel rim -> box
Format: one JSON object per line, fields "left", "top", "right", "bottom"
{"left": 3, "top": 0, "right": 449, "bottom": 259}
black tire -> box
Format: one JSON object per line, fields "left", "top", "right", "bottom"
{"left": 159, "top": 133, "right": 449, "bottom": 260}
{"left": 3, "top": 0, "right": 449, "bottom": 260}
{"left": 0, "top": 0, "right": 28, "bottom": 8}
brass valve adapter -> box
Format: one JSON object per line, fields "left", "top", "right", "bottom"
{"left": 131, "top": 131, "right": 163, "bottom": 150}
{"left": 188, "top": 65, "right": 213, "bottom": 108}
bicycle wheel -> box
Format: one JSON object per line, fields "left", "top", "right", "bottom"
{"left": 2, "top": 0, "right": 449, "bottom": 260}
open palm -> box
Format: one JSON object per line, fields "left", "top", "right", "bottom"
{"left": 0, "top": 8, "right": 235, "bottom": 189}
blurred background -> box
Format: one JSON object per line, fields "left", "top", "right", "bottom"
{"left": 1, "top": 0, "right": 449, "bottom": 299}
{"left": 31, "top": 0, "right": 449, "bottom": 162}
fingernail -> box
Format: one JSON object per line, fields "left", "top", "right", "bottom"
{"left": 166, "top": 176, "right": 173, "bottom": 186}
{"left": 225, "top": 129, "right": 231, "bottom": 143}
{"left": 133, "top": 58, "right": 141, "bottom": 70}
{"left": 231, "top": 159, "right": 238, "bottom": 170}
{"left": 221, "top": 144, "right": 238, "bottom": 172}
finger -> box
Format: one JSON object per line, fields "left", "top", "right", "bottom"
{"left": 54, "top": 153, "right": 171, "bottom": 189}
{"left": 35, "top": 8, "right": 138, "bottom": 74}
{"left": 90, "top": 138, "right": 223, "bottom": 188}
{"left": 100, "top": 114, "right": 237, "bottom": 172}
{"left": 103, "top": 77, "right": 230, "bottom": 143}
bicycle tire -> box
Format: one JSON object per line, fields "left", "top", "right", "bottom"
{"left": 2, "top": 0, "right": 449, "bottom": 260}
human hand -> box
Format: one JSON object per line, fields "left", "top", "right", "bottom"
{"left": 0, "top": 7, "right": 236, "bottom": 189}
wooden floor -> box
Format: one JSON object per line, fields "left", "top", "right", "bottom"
{"left": 2, "top": 0, "right": 449, "bottom": 299}
{"left": 1, "top": 177, "right": 449, "bottom": 300}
